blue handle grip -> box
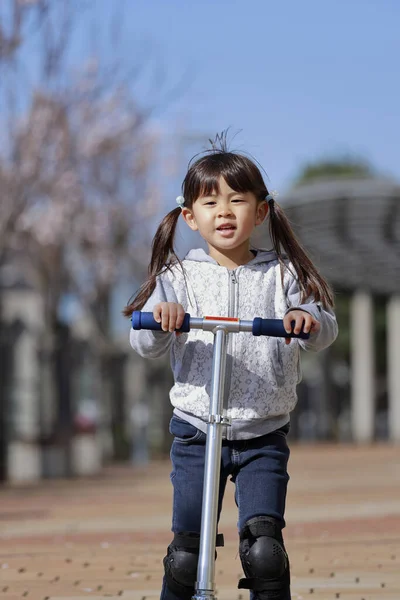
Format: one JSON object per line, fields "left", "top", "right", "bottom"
{"left": 252, "top": 318, "right": 310, "bottom": 339}
{"left": 132, "top": 311, "right": 191, "bottom": 332}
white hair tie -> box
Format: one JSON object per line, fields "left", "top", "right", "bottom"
{"left": 266, "top": 190, "right": 278, "bottom": 203}
{"left": 176, "top": 195, "right": 185, "bottom": 209}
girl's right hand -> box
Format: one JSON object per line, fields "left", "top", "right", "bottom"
{"left": 153, "top": 302, "right": 186, "bottom": 332}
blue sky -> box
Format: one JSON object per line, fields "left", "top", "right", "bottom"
{"left": 99, "top": 0, "right": 400, "bottom": 194}
{"left": 17, "top": 0, "right": 400, "bottom": 194}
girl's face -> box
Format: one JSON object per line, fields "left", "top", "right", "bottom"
{"left": 182, "top": 177, "right": 267, "bottom": 266}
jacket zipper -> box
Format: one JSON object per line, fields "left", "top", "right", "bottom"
{"left": 225, "top": 269, "right": 238, "bottom": 439}
{"left": 229, "top": 269, "right": 238, "bottom": 315}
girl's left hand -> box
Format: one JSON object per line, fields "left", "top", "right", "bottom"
{"left": 283, "top": 310, "right": 320, "bottom": 345}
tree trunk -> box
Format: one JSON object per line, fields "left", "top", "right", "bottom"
{"left": 54, "top": 321, "right": 74, "bottom": 476}
{"left": 38, "top": 316, "right": 75, "bottom": 478}
{"left": 0, "top": 308, "right": 24, "bottom": 482}
{"left": 0, "top": 317, "right": 10, "bottom": 482}
{"left": 99, "top": 350, "right": 130, "bottom": 461}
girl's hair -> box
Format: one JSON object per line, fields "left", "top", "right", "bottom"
{"left": 123, "top": 134, "right": 334, "bottom": 317}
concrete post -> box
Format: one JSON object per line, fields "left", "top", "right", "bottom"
{"left": 350, "top": 290, "right": 375, "bottom": 442}
{"left": 387, "top": 295, "right": 400, "bottom": 442}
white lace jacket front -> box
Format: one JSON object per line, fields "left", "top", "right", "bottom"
{"left": 130, "top": 249, "right": 338, "bottom": 440}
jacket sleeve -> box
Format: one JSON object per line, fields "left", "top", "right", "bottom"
{"left": 285, "top": 274, "right": 338, "bottom": 352}
{"left": 129, "top": 273, "right": 178, "bottom": 359}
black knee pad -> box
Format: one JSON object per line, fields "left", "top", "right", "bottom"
{"left": 238, "top": 516, "right": 290, "bottom": 599}
{"left": 163, "top": 532, "right": 224, "bottom": 600}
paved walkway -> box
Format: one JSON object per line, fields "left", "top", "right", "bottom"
{"left": 0, "top": 444, "right": 399, "bottom": 600}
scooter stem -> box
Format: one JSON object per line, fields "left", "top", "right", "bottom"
{"left": 194, "top": 326, "right": 229, "bottom": 600}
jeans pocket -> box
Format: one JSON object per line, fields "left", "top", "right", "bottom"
{"left": 169, "top": 415, "right": 203, "bottom": 444}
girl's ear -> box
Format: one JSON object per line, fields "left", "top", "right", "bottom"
{"left": 256, "top": 200, "right": 268, "bottom": 226}
{"left": 181, "top": 207, "right": 198, "bottom": 231}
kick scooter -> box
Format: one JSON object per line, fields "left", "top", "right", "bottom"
{"left": 132, "top": 311, "right": 309, "bottom": 600}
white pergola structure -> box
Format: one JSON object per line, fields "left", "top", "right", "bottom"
{"left": 282, "top": 177, "right": 400, "bottom": 443}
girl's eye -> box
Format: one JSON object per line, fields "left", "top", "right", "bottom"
{"left": 204, "top": 201, "right": 216, "bottom": 206}
{"left": 232, "top": 199, "right": 244, "bottom": 203}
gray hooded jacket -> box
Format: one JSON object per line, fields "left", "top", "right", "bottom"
{"left": 130, "top": 248, "right": 338, "bottom": 440}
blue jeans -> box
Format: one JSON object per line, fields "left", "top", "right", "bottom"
{"left": 161, "top": 415, "right": 291, "bottom": 600}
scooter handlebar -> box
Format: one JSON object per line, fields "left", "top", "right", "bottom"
{"left": 252, "top": 317, "right": 309, "bottom": 339}
{"left": 132, "top": 310, "right": 191, "bottom": 333}
{"left": 132, "top": 311, "right": 309, "bottom": 339}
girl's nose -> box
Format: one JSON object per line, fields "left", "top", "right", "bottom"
{"left": 218, "top": 203, "right": 233, "bottom": 217}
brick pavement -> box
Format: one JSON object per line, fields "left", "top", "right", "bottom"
{"left": 0, "top": 444, "right": 399, "bottom": 600}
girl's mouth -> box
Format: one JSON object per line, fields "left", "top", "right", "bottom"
{"left": 217, "top": 224, "right": 236, "bottom": 231}
{"left": 216, "top": 224, "right": 236, "bottom": 237}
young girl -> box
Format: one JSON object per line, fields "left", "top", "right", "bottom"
{"left": 125, "top": 135, "right": 338, "bottom": 600}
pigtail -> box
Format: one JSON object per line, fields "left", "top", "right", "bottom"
{"left": 268, "top": 199, "right": 335, "bottom": 308}
{"left": 123, "top": 207, "right": 182, "bottom": 317}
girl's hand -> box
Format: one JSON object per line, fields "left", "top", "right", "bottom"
{"left": 283, "top": 310, "right": 320, "bottom": 345}
{"left": 153, "top": 302, "right": 186, "bottom": 333}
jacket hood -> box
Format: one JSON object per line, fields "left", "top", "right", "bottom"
{"left": 184, "top": 247, "right": 278, "bottom": 266}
